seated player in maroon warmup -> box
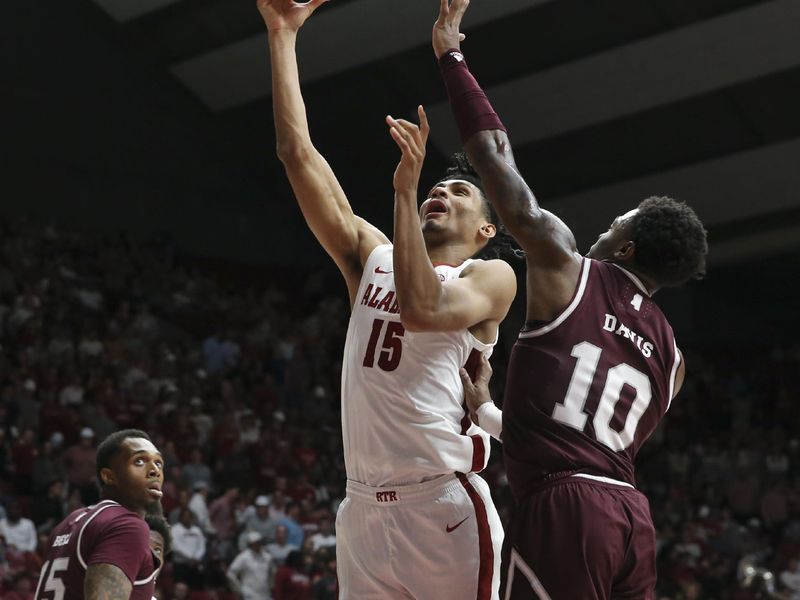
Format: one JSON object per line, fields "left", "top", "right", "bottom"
{"left": 434, "top": 1, "right": 708, "bottom": 598}
{"left": 35, "top": 429, "right": 165, "bottom": 600}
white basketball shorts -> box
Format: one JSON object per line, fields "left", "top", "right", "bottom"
{"left": 336, "top": 472, "right": 503, "bottom": 599}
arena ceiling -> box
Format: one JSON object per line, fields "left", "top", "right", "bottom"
{"left": 6, "top": 0, "right": 800, "bottom": 266}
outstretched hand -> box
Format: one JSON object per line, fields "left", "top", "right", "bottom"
{"left": 433, "top": 0, "right": 469, "bottom": 58}
{"left": 257, "top": 0, "right": 328, "bottom": 33}
{"left": 459, "top": 353, "right": 493, "bottom": 423}
{"left": 386, "top": 106, "right": 430, "bottom": 194}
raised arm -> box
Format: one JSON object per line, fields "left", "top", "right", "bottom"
{"left": 386, "top": 108, "right": 515, "bottom": 335}
{"left": 433, "top": 0, "right": 582, "bottom": 321}
{"left": 258, "top": 0, "right": 387, "bottom": 301}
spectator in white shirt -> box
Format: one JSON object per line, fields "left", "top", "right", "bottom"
{"left": 265, "top": 525, "right": 298, "bottom": 567}
{"left": 171, "top": 508, "right": 206, "bottom": 589}
{"left": 227, "top": 531, "right": 275, "bottom": 600}
{"left": 189, "top": 481, "right": 215, "bottom": 535}
{"left": 0, "top": 502, "right": 37, "bottom": 552}
{"left": 309, "top": 515, "right": 336, "bottom": 552}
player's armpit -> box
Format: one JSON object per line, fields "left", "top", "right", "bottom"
{"left": 465, "top": 131, "right": 577, "bottom": 267}
{"left": 401, "top": 259, "right": 516, "bottom": 333}
{"left": 84, "top": 563, "right": 133, "bottom": 600}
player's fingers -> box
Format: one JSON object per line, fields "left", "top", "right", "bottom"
{"left": 389, "top": 127, "right": 413, "bottom": 156}
{"left": 304, "top": 0, "right": 329, "bottom": 13}
{"left": 389, "top": 117, "right": 423, "bottom": 153}
{"left": 459, "top": 33, "right": 466, "bottom": 42}
{"left": 459, "top": 368, "right": 475, "bottom": 392}
{"left": 452, "top": 0, "right": 470, "bottom": 23}
{"left": 418, "top": 106, "right": 430, "bottom": 143}
{"left": 435, "top": 0, "right": 449, "bottom": 25}
{"left": 475, "top": 354, "right": 493, "bottom": 384}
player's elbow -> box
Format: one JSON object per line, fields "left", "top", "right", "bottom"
{"left": 399, "top": 308, "right": 440, "bottom": 332}
{"left": 276, "top": 141, "right": 313, "bottom": 166}
{"left": 466, "top": 131, "right": 511, "bottom": 168}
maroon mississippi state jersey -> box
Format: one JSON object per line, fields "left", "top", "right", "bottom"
{"left": 503, "top": 258, "right": 681, "bottom": 498}
{"left": 34, "top": 500, "right": 158, "bottom": 600}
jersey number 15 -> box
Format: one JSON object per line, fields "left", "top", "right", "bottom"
{"left": 363, "top": 318, "right": 405, "bottom": 371}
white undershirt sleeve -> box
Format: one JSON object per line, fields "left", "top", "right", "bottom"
{"left": 476, "top": 402, "right": 502, "bottom": 441}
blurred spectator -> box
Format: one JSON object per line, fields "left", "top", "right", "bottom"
{"left": 31, "top": 480, "right": 65, "bottom": 535}
{"left": 265, "top": 525, "right": 297, "bottom": 567}
{"left": 171, "top": 508, "right": 206, "bottom": 589}
{"left": 276, "top": 503, "right": 304, "bottom": 549}
{"left": 240, "top": 496, "right": 279, "bottom": 549}
{"left": 781, "top": 558, "right": 800, "bottom": 599}
{"left": 61, "top": 427, "right": 98, "bottom": 505}
{"left": 273, "top": 550, "right": 311, "bottom": 600}
{"left": 226, "top": 531, "right": 274, "bottom": 600}
{"left": 308, "top": 516, "right": 335, "bottom": 553}
{"left": 182, "top": 447, "right": 212, "bottom": 492}
{"left": 0, "top": 503, "right": 37, "bottom": 552}
{"left": 189, "top": 481, "right": 215, "bottom": 536}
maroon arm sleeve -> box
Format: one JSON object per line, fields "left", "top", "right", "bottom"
{"left": 438, "top": 49, "right": 506, "bottom": 144}
{"left": 85, "top": 511, "right": 150, "bottom": 584}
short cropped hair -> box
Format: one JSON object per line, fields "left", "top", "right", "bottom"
{"left": 629, "top": 196, "right": 708, "bottom": 287}
{"left": 96, "top": 429, "right": 151, "bottom": 484}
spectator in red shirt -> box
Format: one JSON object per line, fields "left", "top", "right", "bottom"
{"left": 274, "top": 550, "right": 311, "bottom": 600}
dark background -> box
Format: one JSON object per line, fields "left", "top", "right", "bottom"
{"left": 5, "top": 0, "right": 800, "bottom": 345}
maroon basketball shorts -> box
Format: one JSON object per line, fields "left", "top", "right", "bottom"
{"left": 503, "top": 475, "right": 656, "bottom": 600}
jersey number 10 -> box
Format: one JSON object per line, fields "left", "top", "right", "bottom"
{"left": 363, "top": 318, "right": 405, "bottom": 371}
{"left": 552, "top": 341, "right": 652, "bottom": 452}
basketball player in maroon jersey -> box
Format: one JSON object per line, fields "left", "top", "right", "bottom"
{"left": 35, "top": 429, "right": 164, "bottom": 600}
{"left": 434, "top": 1, "right": 708, "bottom": 598}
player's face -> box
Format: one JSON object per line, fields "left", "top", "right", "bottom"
{"left": 586, "top": 208, "right": 638, "bottom": 260}
{"left": 109, "top": 437, "right": 164, "bottom": 514}
{"left": 149, "top": 530, "right": 165, "bottom": 562}
{"left": 419, "top": 179, "right": 490, "bottom": 243}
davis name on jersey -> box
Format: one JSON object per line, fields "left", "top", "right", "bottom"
{"left": 503, "top": 258, "right": 681, "bottom": 498}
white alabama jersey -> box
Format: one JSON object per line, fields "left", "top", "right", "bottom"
{"left": 341, "top": 244, "right": 494, "bottom": 487}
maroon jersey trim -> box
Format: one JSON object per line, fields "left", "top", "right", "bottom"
{"left": 76, "top": 500, "right": 120, "bottom": 570}
{"left": 456, "top": 474, "right": 493, "bottom": 600}
{"left": 609, "top": 263, "right": 651, "bottom": 297}
{"left": 519, "top": 257, "right": 591, "bottom": 339}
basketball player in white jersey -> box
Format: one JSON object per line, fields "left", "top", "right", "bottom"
{"left": 257, "top": 1, "right": 516, "bottom": 598}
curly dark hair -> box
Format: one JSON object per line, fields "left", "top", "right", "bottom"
{"left": 435, "top": 152, "right": 523, "bottom": 262}
{"left": 145, "top": 513, "right": 173, "bottom": 556}
{"left": 628, "top": 196, "right": 708, "bottom": 287}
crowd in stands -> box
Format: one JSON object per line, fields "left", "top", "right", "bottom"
{"left": 0, "top": 217, "right": 798, "bottom": 599}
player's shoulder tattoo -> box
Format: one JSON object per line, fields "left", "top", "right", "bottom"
{"left": 85, "top": 563, "right": 133, "bottom": 600}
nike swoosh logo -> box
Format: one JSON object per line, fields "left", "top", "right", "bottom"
{"left": 375, "top": 267, "right": 393, "bottom": 274}
{"left": 446, "top": 516, "right": 469, "bottom": 533}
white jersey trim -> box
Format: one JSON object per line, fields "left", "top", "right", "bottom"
{"left": 610, "top": 263, "right": 651, "bottom": 297}
{"left": 519, "top": 258, "right": 591, "bottom": 339}
{"left": 666, "top": 340, "right": 681, "bottom": 412}
{"left": 133, "top": 566, "right": 159, "bottom": 586}
{"left": 570, "top": 473, "right": 635, "bottom": 489}
{"left": 504, "top": 548, "right": 553, "bottom": 600}
{"left": 76, "top": 500, "right": 120, "bottom": 570}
